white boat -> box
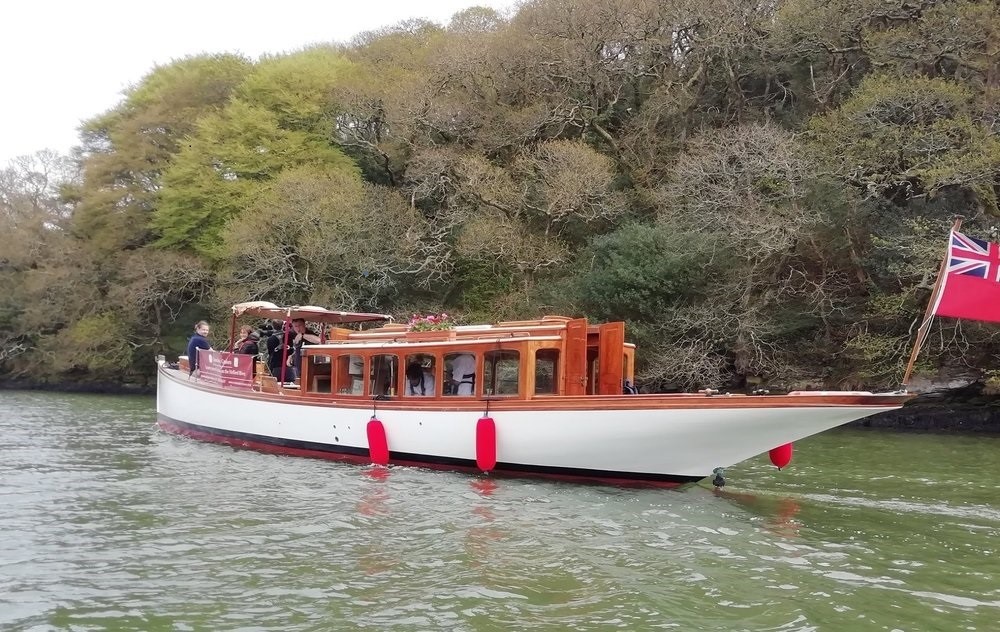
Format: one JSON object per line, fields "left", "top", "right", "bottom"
{"left": 156, "top": 302, "right": 910, "bottom": 487}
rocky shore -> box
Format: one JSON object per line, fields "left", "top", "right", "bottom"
{"left": 855, "top": 381, "right": 1000, "bottom": 432}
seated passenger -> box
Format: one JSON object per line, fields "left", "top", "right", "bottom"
{"left": 286, "top": 318, "right": 321, "bottom": 381}
{"left": 235, "top": 325, "right": 260, "bottom": 356}
{"left": 405, "top": 361, "right": 435, "bottom": 396}
{"left": 449, "top": 353, "right": 476, "bottom": 395}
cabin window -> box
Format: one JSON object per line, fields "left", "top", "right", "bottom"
{"left": 369, "top": 354, "right": 399, "bottom": 397}
{"left": 404, "top": 353, "right": 437, "bottom": 397}
{"left": 309, "top": 353, "right": 333, "bottom": 393}
{"left": 335, "top": 354, "right": 364, "bottom": 395}
{"left": 444, "top": 352, "right": 476, "bottom": 396}
{"left": 484, "top": 350, "right": 519, "bottom": 396}
{"left": 534, "top": 349, "right": 559, "bottom": 395}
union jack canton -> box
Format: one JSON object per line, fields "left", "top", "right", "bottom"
{"left": 948, "top": 231, "right": 1000, "bottom": 281}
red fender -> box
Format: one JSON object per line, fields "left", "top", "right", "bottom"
{"left": 769, "top": 443, "right": 793, "bottom": 469}
{"left": 476, "top": 416, "right": 497, "bottom": 472}
{"left": 367, "top": 417, "right": 389, "bottom": 466}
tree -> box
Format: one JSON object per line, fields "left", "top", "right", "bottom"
{"left": 646, "top": 124, "right": 868, "bottom": 387}
{"left": 809, "top": 75, "right": 1000, "bottom": 211}
{"left": 238, "top": 46, "right": 353, "bottom": 134}
{"left": 407, "top": 141, "right": 626, "bottom": 306}
{"left": 770, "top": 0, "right": 900, "bottom": 110}
{"left": 217, "top": 167, "right": 449, "bottom": 310}
{"left": 863, "top": 1, "right": 1000, "bottom": 87}
{"left": 0, "top": 151, "right": 81, "bottom": 359}
{"left": 152, "top": 100, "right": 358, "bottom": 255}
{"left": 71, "top": 54, "right": 252, "bottom": 254}
{"left": 8, "top": 0, "right": 1000, "bottom": 390}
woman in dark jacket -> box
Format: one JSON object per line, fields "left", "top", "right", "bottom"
{"left": 235, "top": 325, "right": 260, "bottom": 356}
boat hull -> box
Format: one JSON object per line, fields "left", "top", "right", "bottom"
{"left": 156, "top": 364, "right": 906, "bottom": 487}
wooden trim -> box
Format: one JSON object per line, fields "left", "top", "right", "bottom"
{"left": 161, "top": 365, "right": 911, "bottom": 411}
{"left": 598, "top": 322, "right": 625, "bottom": 395}
{"left": 564, "top": 318, "right": 587, "bottom": 396}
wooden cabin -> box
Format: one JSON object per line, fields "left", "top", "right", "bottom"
{"left": 286, "top": 316, "right": 636, "bottom": 400}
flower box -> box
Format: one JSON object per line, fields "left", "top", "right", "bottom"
{"left": 405, "top": 330, "right": 456, "bottom": 342}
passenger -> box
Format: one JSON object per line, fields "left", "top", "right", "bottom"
{"left": 266, "top": 321, "right": 293, "bottom": 381}
{"left": 186, "top": 320, "right": 212, "bottom": 375}
{"left": 405, "top": 361, "right": 435, "bottom": 396}
{"left": 287, "top": 318, "right": 321, "bottom": 381}
{"left": 450, "top": 353, "right": 476, "bottom": 395}
{"left": 235, "top": 325, "right": 260, "bottom": 356}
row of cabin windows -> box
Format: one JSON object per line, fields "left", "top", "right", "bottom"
{"left": 305, "top": 349, "right": 561, "bottom": 397}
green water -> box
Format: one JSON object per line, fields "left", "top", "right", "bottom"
{"left": 1, "top": 391, "right": 997, "bottom": 631}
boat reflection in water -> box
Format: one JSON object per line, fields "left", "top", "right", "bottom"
{"left": 714, "top": 488, "right": 803, "bottom": 538}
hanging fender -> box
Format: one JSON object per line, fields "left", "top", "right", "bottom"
{"left": 476, "top": 416, "right": 497, "bottom": 472}
{"left": 367, "top": 417, "right": 389, "bottom": 466}
{"left": 769, "top": 443, "right": 793, "bottom": 470}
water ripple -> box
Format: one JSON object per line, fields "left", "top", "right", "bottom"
{"left": 1, "top": 391, "right": 998, "bottom": 631}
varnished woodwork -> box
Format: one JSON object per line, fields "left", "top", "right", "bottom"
{"left": 598, "top": 322, "right": 625, "bottom": 395}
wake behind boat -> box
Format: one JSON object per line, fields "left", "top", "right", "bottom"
{"left": 156, "top": 302, "right": 910, "bottom": 487}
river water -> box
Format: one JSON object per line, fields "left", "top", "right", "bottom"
{"left": 1, "top": 390, "right": 998, "bottom": 631}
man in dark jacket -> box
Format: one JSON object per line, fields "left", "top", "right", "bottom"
{"left": 287, "top": 318, "right": 321, "bottom": 381}
{"left": 186, "top": 321, "right": 212, "bottom": 375}
{"left": 266, "top": 320, "right": 293, "bottom": 382}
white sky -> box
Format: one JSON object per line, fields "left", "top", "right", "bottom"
{"left": 0, "top": 0, "right": 517, "bottom": 165}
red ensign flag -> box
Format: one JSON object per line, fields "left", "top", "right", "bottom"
{"left": 932, "top": 230, "right": 1000, "bottom": 323}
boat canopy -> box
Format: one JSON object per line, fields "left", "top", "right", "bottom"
{"left": 231, "top": 301, "right": 390, "bottom": 325}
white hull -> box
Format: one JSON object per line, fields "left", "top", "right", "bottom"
{"left": 156, "top": 364, "right": 903, "bottom": 486}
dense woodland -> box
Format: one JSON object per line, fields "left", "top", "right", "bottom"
{"left": 2, "top": 0, "right": 1000, "bottom": 391}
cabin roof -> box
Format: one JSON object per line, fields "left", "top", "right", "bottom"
{"left": 229, "top": 304, "right": 635, "bottom": 349}
{"left": 309, "top": 335, "right": 565, "bottom": 351}
{"left": 231, "top": 301, "right": 390, "bottom": 325}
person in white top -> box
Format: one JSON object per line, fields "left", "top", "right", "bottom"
{"left": 449, "top": 353, "right": 476, "bottom": 395}
{"left": 405, "top": 362, "right": 435, "bottom": 396}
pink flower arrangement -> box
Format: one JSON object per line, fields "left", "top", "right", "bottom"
{"left": 408, "top": 312, "right": 454, "bottom": 332}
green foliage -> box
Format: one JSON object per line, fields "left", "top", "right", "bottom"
{"left": 72, "top": 54, "right": 252, "bottom": 254}
{"left": 216, "top": 166, "right": 446, "bottom": 309}
{"left": 152, "top": 100, "right": 359, "bottom": 255}
{"left": 238, "top": 47, "right": 353, "bottom": 133}
{"left": 983, "top": 369, "right": 1000, "bottom": 395}
{"left": 863, "top": 1, "right": 1000, "bottom": 85}
{"left": 840, "top": 330, "right": 910, "bottom": 385}
{"left": 144, "top": 48, "right": 358, "bottom": 256}
{"left": 809, "top": 75, "right": 1000, "bottom": 211}
{"left": 450, "top": 259, "right": 517, "bottom": 318}
{"left": 9, "top": 0, "right": 1000, "bottom": 391}
{"left": 45, "top": 313, "right": 134, "bottom": 378}
{"left": 125, "top": 54, "right": 253, "bottom": 110}
{"left": 572, "top": 223, "right": 717, "bottom": 323}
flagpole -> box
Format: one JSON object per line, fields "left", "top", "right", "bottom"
{"left": 901, "top": 216, "right": 964, "bottom": 387}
